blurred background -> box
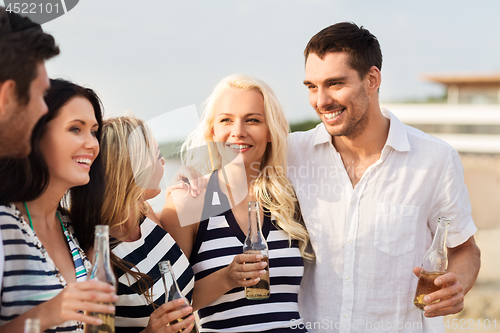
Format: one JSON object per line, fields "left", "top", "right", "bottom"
{"left": 3, "top": 0, "right": 499, "bottom": 330}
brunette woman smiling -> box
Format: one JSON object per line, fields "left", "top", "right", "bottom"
{"left": 0, "top": 79, "right": 116, "bottom": 333}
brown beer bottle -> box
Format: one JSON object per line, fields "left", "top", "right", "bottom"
{"left": 414, "top": 217, "right": 450, "bottom": 310}
{"left": 243, "top": 201, "right": 270, "bottom": 300}
{"left": 158, "top": 261, "right": 198, "bottom": 333}
{"left": 84, "top": 225, "right": 116, "bottom": 333}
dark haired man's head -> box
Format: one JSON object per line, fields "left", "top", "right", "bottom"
{"left": 0, "top": 7, "right": 59, "bottom": 102}
{"left": 303, "top": 22, "right": 383, "bottom": 140}
{"left": 304, "top": 22, "right": 382, "bottom": 79}
{"left": 0, "top": 6, "right": 59, "bottom": 157}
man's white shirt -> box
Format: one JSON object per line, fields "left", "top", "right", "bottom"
{"left": 288, "top": 108, "right": 477, "bottom": 333}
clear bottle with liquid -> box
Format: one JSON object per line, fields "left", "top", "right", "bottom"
{"left": 414, "top": 217, "right": 450, "bottom": 310}
{"left": 24, "top": 318, "right": 40, "bottom": 333}
{"left": 84, "top": 225, "right": 116, "bottom": 333}
{"left": 158, "top": 260, "right": 198, "bottom": 333}
{"left": 243, "top": 201, "right": 270, "bottom": 300}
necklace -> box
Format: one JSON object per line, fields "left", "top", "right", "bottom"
{"left": 23, "top": 201, "right": 67, "bottom": 233}
{"left": 22, "top": 202, "right": 86, "bottom": 284}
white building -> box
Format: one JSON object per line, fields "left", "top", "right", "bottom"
{"left": 384, "top": 73, "right": 500, "bottom": 154}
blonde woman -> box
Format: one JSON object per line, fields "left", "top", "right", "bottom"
{"left": 161, "top": 74, "right": 312, "bottom": 332}
{"left": 100, "top": 117, "right": 196, "bottom": 333}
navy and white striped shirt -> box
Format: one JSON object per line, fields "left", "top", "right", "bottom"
{"left": 0, "top": 204, "right": 91, "bottom": 333}
{"left": 190, "top": 171, "right": 306, "bottom": 332}
{"left": 113, "top": 217, "right": 195, "bottom": 332}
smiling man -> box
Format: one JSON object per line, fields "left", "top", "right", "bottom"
{"left": 287, "top": 22, "right": 480, "bottom": 333}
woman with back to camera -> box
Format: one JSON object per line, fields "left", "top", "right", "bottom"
{"left": 99, "top": 116, "right": 196, "bottom": 333}
{"left": 0, "top": 79, "right": 116, "bottom": 332}
{"left": 161, "top": 74, "right": 313, "bottom": 332}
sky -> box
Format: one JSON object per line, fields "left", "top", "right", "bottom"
{"left": 3, "top": 0, "right": 500, "bottom": 142}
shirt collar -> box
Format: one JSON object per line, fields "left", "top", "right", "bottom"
{"left": 381, "top": 107, "right": 411, "bottom": 152}
{"left": 313, "top": 122, "right": 333, "bottom": 146}
{"left": 311, "top": 107, "right": 411, "bottom": 153}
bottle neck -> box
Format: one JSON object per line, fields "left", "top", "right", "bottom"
{"left": 94, "top": 234, "right": 110, "bottom": 266}
{"left": 248, "top": 203, "right": 262, "bottom": 238}
{"left": 244, "top": 201, "right": 268, "bottom": 254}
{"left": 159, "top": 261, "right": 187, "bottom": 303}
{"left": 431, "top": 220, "right": 449, "bottom": 255}
{"left": 90, "top": 226, "right": 116, "bottom": 285}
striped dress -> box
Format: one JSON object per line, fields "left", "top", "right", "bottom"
{"left": 112, "top": 217, "right": 195, "bottom": 332}
{"left": 0, "top": 203, "right": 91, "bottom": 332}
{"left": 190, "top": 171, "right": 307, "bottom": 332}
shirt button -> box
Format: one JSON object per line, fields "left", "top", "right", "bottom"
{"left": 346, "top": 276, "right": 351, "bottom": 281}
{"left": 347, "top": 239, "right": 352, "bottom": 244}
{"left": 350, "top": 202, "right": 354, "bottom": 206}
{"left": 343, "top": 314, "right": 348, "bottom": 319}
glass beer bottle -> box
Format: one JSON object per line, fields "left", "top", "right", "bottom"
{"left": 158, "top": 260, "right": 198, "bottom": 333}
{"left": 414, "top": 217, "right": 450, "bottom": 310}
{"left": 85, "top": 225, "right": 116, "bottom": 333}
{"left": 243, "top": 201, "right": 270, "bottom": 300}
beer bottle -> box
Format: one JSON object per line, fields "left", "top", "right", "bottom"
{"left": 414, "top": 217, "right": 450, "bottom": 310}
{"left": 24, "top": 318, "right": 40, "bottom": 333}
{"left": 158, "top": 260, "right": 198, "bottom": 333}
{"left": 243, "top": 201, "right": 270, "bottom": 300}
{"left": 85, "top": 225, "right": 116, "bottom": 333}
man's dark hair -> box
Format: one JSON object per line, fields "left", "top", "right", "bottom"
{"left": 304, "top": 22, "right": 382, "bottom": 78}
{"left": 0, "top": 6, "right": 59, "bottom": 104}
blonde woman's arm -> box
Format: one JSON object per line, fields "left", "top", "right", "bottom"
{"left": 160, "top": 188, "right": 202, "bottom": 258}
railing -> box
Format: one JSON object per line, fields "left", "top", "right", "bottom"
{"left": 383, "top": 104, "right": 500, "bottom": 154}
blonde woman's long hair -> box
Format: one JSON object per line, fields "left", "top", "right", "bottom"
{"left": 182, "top": 74, "right": 313, "bottom": 260}
{"left": 101, "top": 116, "right": 157, "bottom": 303}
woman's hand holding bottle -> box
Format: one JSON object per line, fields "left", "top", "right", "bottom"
{"left": 28, "top": 280, "right": 117, "bottom": 331}
{"left": 143, "top": 299, "right": 195, "bottom": 333}
{"left": 221, "top": 253, "right": 268, "bottom": 290}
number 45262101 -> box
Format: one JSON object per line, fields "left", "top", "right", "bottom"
{"left": 444, "top": 319, "right": 497, "bottom": 330}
